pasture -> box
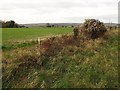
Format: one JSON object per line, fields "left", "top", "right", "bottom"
{"left": 2, "top": 27, "right": 73, "bottom": 41}
{"left": 2, "top": 27, "right": 73, "bottom": 50}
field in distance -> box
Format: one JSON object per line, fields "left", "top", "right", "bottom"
{"left": 3, "top": 27, "right": 73, "bottom": 42}
{"left": 2, "top": 27, "right": 73, "bottom": 50}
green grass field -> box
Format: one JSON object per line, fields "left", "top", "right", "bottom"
{"left": 2, "top": 27, "right": 73, "bottom": 50}
{"left": 3, "top": 27, "right": 73, "bottom": 42}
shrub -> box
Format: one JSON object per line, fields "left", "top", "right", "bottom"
{"left": 73, "top": 19, "right": 107, "bottom": 39}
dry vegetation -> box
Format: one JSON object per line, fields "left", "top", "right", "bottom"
{"left": 2, "top": 19, "right": 119, "bottom": 88}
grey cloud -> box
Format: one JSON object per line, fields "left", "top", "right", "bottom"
{"left": 98, "top": 14, "right": 118, "bottom": 23}
{"left": 1, "top": 1, "right": 116, "bottom": 12}
{"left": 0, "top": 1, "right": 100, "bottom": 16}
{"left": 62, "top": 14, "right": 117, "bottom": 23}
{"left": 0, "top": 0, "right": 118, "bottom": 23}
{"left": 1, "top": 1, "right": 100, "bottom": 11}
{"left": 52, "top": 1, "right": 99, "bottom": 8}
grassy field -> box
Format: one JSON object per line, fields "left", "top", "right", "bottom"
{"left": 2, "top": 27, "right": 73, "bottom": 50}
{"left": 2, "top": 27, "right": 119, "bottom": 88}
{"left": 3, "top": 27, "right": 73, "bottom": 42}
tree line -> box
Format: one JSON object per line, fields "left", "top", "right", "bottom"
{"left": 0, "top": 20, "right": 26, "bottom": 28}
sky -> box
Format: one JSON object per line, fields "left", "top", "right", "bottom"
{"left": 0, "top": 0, "right": 119, "bottom": 24}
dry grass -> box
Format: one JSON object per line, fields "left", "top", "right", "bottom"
{"left": 2, "top": 28, "right": 118, "bottom": 88}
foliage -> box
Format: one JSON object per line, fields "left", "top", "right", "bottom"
{"left": 73, "top": 19, "right": 107, "bottom": 39}
{"left": 2, "top": 20, "right": 19, "bottom": 28}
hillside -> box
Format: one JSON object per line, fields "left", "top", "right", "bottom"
{"left": 20, "top": 23, "right": 118, "bottom": 28}
{"left": 20, "top": 23, "right": 80, "bottom": 28}
{"left": 2, "top": 28, "right": 118, "bottom": 88}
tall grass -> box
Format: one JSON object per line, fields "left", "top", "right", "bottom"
{"left": 2, "top": 29, "right": 118, "bottom": 88}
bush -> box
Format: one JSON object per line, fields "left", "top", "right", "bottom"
{"left": 73, "top": 19, "right": 107, "bottom": 39}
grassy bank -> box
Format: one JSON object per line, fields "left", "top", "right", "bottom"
{"left": 2, "top": 29, "right": 118, "bottom": 88}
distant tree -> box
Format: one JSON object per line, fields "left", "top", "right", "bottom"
{"left": 71, "top": 25, "right": 74, "bottom": 28}
{"left": 4, "top": 21, "right": 11, "bottom": 28}
{"left": 14, "top": 23, "right": 19, "bottom": 28}
{"left": 19, "top": 25, "right": 27, "bottom": 28}
{"left": 2, "top": 20, "right": 19, "bottom": 28}
{"left": 51, "top": 25, "right": 54, "bottom": 27}
{"left": 10, "top": 20, "right": 15, "bottom": 28}
{"left": 46, "top": 23, "right": 51, "bottom": 27}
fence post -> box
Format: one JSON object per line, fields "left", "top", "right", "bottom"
{"left": 38, "top": 37, "right": 41, "bottom": 45}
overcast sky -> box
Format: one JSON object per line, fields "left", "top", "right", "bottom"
{"left": 0, "top": 0, "right": 119, "bottom": 24}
